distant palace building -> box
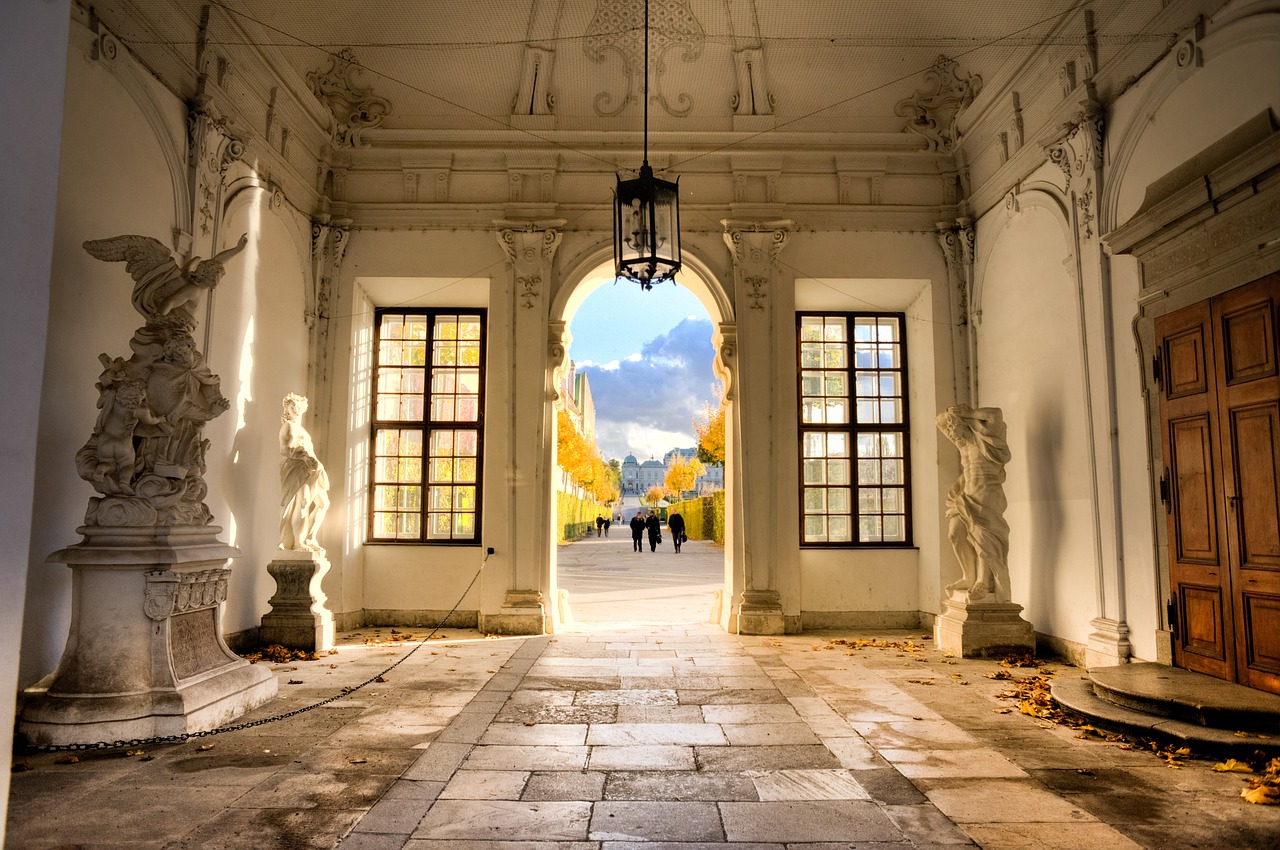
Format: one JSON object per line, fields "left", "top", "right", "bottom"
{"left": 621, "top": 450, "right": 723, "bottom": 498}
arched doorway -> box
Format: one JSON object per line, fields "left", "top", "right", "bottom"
{"left": 546, "top": 248, "right": 736, "bottom": 632}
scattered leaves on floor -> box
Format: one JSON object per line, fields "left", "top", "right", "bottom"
{"left": 999, "top": 653, "right": 1041, "bottom": 668}
{"left": 240, "top": 645, "right": 324, "bottom": 663}
{"left": 824, "top": 638, "right": 926, "bottom": 653}
{"left": 54, "top": 756, "right": 79, "bottom": 765}
{"left": 196, "top": 744, "right": 215, "bottom": 751}
{"left": 1242, "top": 757, "right": 1280, "bottom": 805}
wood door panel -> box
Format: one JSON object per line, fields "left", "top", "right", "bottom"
{"left": 1165, "top": 325, "right": 1209, "bottom": 399}
{"left": 1241, "top": 593, "right": 1280, "bottom": 675}
{"left": 1220, "top": 299, "right": 1276, "bottom": 385}
{"left": 1180, "top": 584, "right": 1227, "bottom": 660}
{"left": 1230, "top": 403, "right": 1280, "bottom": 569}
{"left": 1169, "top": 415, "right": 1219, "bottom": 564}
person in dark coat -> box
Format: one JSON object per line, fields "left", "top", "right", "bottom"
{"left": 629, "top": 511, "right": 646, "bottom": 553}
{"left": 645, "top": 510, "right": 662, "bottom": 552}
{"left": 595, "top": 515, "right": 605, "bottom": 537}
{"left": 667, "top": 510, "right": 686, "bottom": 553}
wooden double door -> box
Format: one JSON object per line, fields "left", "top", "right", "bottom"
{"left": 1156, "top": 273, "right": 1280, "bottom": 695}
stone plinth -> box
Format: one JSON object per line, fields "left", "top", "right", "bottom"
{"left": 735, "top": 589, "right": 786, "bottom": 636}
{"left": 259, "top": 552, "right": 334, "bottom": 652}
{"left": 935, "top": 598, "right": 1035, "bottom": 658}
{"left": 20, "top": 525, "right": 278, "bottom": 748}
{"left": 480, "top": 589, "right": 547, "bottom": 635}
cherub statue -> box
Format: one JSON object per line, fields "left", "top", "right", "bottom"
{"left": 936, "top": 404, "right": 1012, "bottom": 603}
{"left": 279, "top": 394, "right": 330, "bottom": 553}
{"left": 89, "top": 378, "right": 171, "bottom": 495}
{"left": 82, "top": 233, "right": 248, "bottom": 325}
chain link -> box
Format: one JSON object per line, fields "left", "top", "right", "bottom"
{"left": 28, "top": 561, "right": 487, "bottom": 753}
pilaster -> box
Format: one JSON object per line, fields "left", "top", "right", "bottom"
{"left": 722, "top": 219, "right": 791, "bottom": 635}
{"left": 487, "top": 220, "right": 565, "bottom": 634}
{"left": 1046, "top": 96, "right": 1131, "bottom": 664}
{"left": 936, "top": 218, "right": 974, "bottom": 406}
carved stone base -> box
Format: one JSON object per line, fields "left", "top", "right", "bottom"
{"left": 479, "top": 589, "right": 546, "bottom": 635}
{"left": 259, "top": 552, "right": 335, "bottom": 652}
{"left": 19, "top": 525, "right": 277, "bottom": 747}
{"left": 1085, "top": 616, "right": 1132, "bottom": 668}
{"left": 735, "top": 589, "right": 786, "bottom": 636}
{"left": 935, "top": 598, "right": 1035, "bottom": 658}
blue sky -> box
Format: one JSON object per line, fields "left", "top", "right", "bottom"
{"left": 568, "top": 280, "right": 720, "bottom": 462}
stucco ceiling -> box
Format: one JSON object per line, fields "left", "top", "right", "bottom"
{"left": 96, "top": 0, "right": 1205, "bottom": 145}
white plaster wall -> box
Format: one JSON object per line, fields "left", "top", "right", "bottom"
{"left": 328, "top": 230, "right": 501, "bottom": 619}
{"left": 974, "top": 200, "right": 1098, "bottom": 647}
{"left": 1101, "top": 9, "right": 1280, "bottom": 662}
{"left": 203, "top": 192, "right": 312, "bottom": 634}
{"left": 20, "top": 47, "right": 189, "bottom": 686}
{"left": 1, "top": 0, "right": 71, "bottom": 837}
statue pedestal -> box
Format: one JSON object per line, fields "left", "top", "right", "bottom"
{"left": 935, "top": 598, "right": 1035, "bottom": 658}
{"left": 19, "top": 525, "right": 278, "bottom": 748}
{"left": 259, "top": 552, "right": 335, "bottom": 652}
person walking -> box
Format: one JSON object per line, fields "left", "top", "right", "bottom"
{"left": 629, "top": 511, "right": 646, "bottom": 553}
{"left": 595, "top": 515, "right": 605, "bottom": 537}
{"left": 667, "top": 509, "right": 686, "bottom": 553}
{"left": 603, "top": 515, "right": 611, "bottom": 537}
{"left": 645, "top": 509, "right": 662, "bottom": 552}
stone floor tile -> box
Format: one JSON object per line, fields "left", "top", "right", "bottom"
{"left": 823, "top": 736, "right": 889, "bottom": 770}
{"left": 700, "top": 704, "right": 802, "bottom": 724}
{"left": 334, "top": 832, "right": 412, "bottom": 850}
{"left": 586, "top": 722, "right": 727, "bottom": 746}
{"left": 439, "top": 769, "right": 530, "bottom": 800}
{"left": 851, "top": 719, "right": 981, "bottom": 749}
{"left": 745, "top": 769, "right": 870, "bottom": 801}
{"left": 575, "top": 689, "right": 678, "bottom": 706}
{"left": 405, "top": 843, "right": 596, "bottom": 850}
{"left": 169, "top": 806, "right": 366, "bottom": 849}
{"left": 677, "top": 689, "right": 790, "bottom": 705}
{"left": 694, "top": 744, "right": 841, "bottom": 772}
{"left": 716, "top": 676, "right": 780, "bottom": 689}
{"left": 613, "top": 704, "right": 704, "bottom": 724}
{"left": 920, "top": 779, "right": 1096, "bottom": 823}
{"left": 877, "top": 747, "right": 1027, "bottom": 778}
{"left": 588, "top": 744, "right": 697, "bottom": 771}
{"left": 463, "top": 745, "right": 590, "bottom": 771}
{"left": 479, "top": 723, "right": 588, "bottom": 746}
{"left": 232, "top": 770, "right": 396, "bottom": 809}
{"left": 604, "top": 770, "right": 760, "bottom": 801}
{"left": 589, "top": 801, "right": 724, "bottom": 842}
{"left": 401, "top": 742, "right": 473, "bottom": 781}
{"left": 960, "top": 821, "right": 1146, "bottom": 849}
{"left": 503, "top": 689, "right": 576, "bottom": 706}
{"left": 521, "top": 770, "right": 607, "bottom": 801}
{"left": 350, "top": 795, "right": 434, "bottom": 834}
{"left": 719, "top": 800, "right": 901, "bottom": 843}
{"left": 883, "top": 803, "right": 977, "bottom": 845}
{"left": 848, "top": 768, "right": 928, "bottom": 805}
{"left": 721, "top": 722, "right": 821, "bottom": 747}
{"left": 412, "top": 800, "right": 591, "bottom": 841}
{"left": 496, "top": 703, "right": 619, "bottom": 725}
{"left": 380, "top": 779, "right": 445, "bottom": 801}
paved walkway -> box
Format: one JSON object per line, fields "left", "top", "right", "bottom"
{"left": 8, "top": 539, "right": 1279, "bottom": 848}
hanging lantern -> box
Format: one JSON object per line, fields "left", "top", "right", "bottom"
{"left": 612, "top": 0, "right": 681, "bottom": 290}
{"left": 614, "top": 164, "right": 681, "bottom": 289}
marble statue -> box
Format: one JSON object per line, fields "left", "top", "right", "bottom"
{"left": 76, "top": 234, "right": 246, "bottom": 526}
{"left": 278, "top": 393, "right": 330, "bottom": 552}
{"left": 936, "top": 404, "right": 1012, "bottom": 603}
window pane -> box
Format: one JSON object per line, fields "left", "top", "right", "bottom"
{"left": 828, "top": 488, "right": 850, "bottom": 512}
{"left": 882, "top": 459, "right": 903, "bottom": 485}
{"left": 827, "top": 459, "right": 850, "bottom": 485}
{"left": 800, "top": 320, "right": 823, "bottom": 342}
{"left": 825, "top": 374, "right": 847, "bottom": 396}
{"left": 431, "top": 458, "right": 454, "bottom": 482}
{"left": 825, "top": 399, "right": 848, "bottom": 424}
{"left": 803, "top": 459, "right": 825, "bottom": 484}
{"left": 858, "top": 459, "right": 880, "bottom": 484}
{"left": 859, "top": 489, "right": 881, "bottom": 513}
{"left": 457, "top": 430, "right": 478, "bottom": 456}
{"left": 828, "top": 515, "right": 852, "bottom": 542}
{"left": 823, "top": 344, "right": 847, "bottom": 369}
{"left": 804, "top": 515, "right": 827, "bottom": 542}
{"left": 800, "top": 343, "right": 822, "bottom": 368}
{"left": 824, "top": 318, "right": 847, "bottom": 341}
{"left": 803, "top": 488, "right": 826, "bottom": 513}
{"left": 883, "top": 488, "right": 903, "bottom": 513}
{"left": 883, "top": 515, "right": 905, "bottom": 542}
{"left": 827, "top": 433, "right": 848, "bottom": 457}
{"left": 860, "top": 515, "right": 882, "bottom": 542}
{"left": 802, "top": 399, "right": 824, "bottom": 424}
{"left": 801, "top": 373, "right": 822, "bottom": 396}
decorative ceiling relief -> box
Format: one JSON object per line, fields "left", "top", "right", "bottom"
{"left": 307, "top": 49, "right": 392, "bottom": 148}
{"left": 585, "top": 0, "right": 705, "bottom": 118}
{"left": 894, "top": 55, "right": 982, "bottom": 152}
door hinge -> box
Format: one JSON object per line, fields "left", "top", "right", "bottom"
{"left": 1159, "top": 468, "right": 1170, "bottom": 513}
{"left": 1167, "top": 595, "right": 1179, "bottom": 638}
{"left": 1152, "top": 351, "right": 1163, "bottom": 392}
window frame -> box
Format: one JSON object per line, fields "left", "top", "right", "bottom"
{"left": 796, "top": 310, "right": 913, "bottom": 548}
{"left": 369, "top": 308, "right": 487, "bottom": 545}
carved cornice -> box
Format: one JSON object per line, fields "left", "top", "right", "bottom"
{"left": 894, "top": 56, "right": 982, "bottom": 152}
{"left": 495, "top": 220, "right": 566, "bottom": 309}
{"left": 1045, "top": 97, "right": 1104, "bottom": 191}
{"left": 308, "top": 48, "right": 393, "bottom": 149}
{"left": 936, "top": 218, "right": 974, "bottom": 324}
{"left": 187, "top": 105, "right": 245, "bottom": 238}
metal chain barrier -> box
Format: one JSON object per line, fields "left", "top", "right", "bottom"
{"left": 28, "top": 559, "right": 488, "bottom": 753}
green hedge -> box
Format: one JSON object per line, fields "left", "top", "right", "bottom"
{"left": 666, "top": 490, "right": 725, "bottom": 546}
{"left": 557, "top": 492, "right": 608, "bottom": 543}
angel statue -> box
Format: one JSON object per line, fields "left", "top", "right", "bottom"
{"left": 75, "top": 234, "right": 247, "bottom": 527}
{"left": 279, "top": 394, "right": 330, "bottom": 553}
{"left": 83, "top": 233, "right": 248, "bottom": 326}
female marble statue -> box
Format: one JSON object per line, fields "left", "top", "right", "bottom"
{"left": 279, "top": 394, "right": 330, "bottom": 553}
{"left": 936, "top": 404, "right": 1012, "bottom": 603}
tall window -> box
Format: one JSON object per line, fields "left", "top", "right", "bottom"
{"left": 798, "top": 313, "right": 910, "bottom": 546}
{"left": 371, "top": 310, "right": 485, "bottom": 543}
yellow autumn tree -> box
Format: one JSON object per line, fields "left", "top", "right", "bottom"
{"left": 693, "top": 391, "right": 726, "bottom": 465}
{"left": 643, "top": 485, "right": 666, "bottom": 506}
{"left": 664, "top": 455, "right": 705, "bottom": 498}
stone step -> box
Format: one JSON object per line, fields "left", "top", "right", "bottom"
{"left": 1050, "top": 670, "right": 1280, "bottom": 760}
{"left": 1088, "top": 663, "right": 1280, "bottom": 734}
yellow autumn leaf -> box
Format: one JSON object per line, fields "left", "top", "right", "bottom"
{"left": 1241, "top": 784, "right": 1280, "bottom": 805}
{"left": 1212, "top": 759, "right": 1253, "bottom": 773}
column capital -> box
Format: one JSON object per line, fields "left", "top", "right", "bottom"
{"left": 494, "top": 219, "right": 566, "bottom": 309}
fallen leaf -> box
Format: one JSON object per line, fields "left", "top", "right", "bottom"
{"left": 348, "top": 757, "right": 368, "bottom": 764}
{"left": 287, "top": 679, "right": 303, "bottom": 685}
{"left": 1242, "top": 784, "right": 1280, "bottom": 805}
{"left": 125, "top": 749, "right": 145, "bottom": 757}
{"left": 1213, "top": 759, "right": 1253, "bottom": 773}
{"left": 54, "top": 756, "right": 79, "bottom": 764}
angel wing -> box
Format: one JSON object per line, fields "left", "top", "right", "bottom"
{"left": 83, "top": 235, "right": 182, "bottom": 319}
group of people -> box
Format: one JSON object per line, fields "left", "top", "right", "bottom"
{"left": 594, "top": 514, "right": 612, "bottom": 536}
{"left": 628, "top": 509, "right": 686, "bottom": 553}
